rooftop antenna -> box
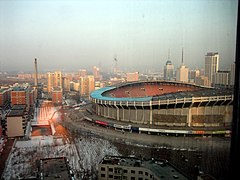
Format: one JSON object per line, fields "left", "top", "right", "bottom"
{"left": 181, "top": 48, "right": 184, "bottom": 65}
{"left": 114, "top": 54, "right": 118, "bottom": 73}
{"left": 168, "top": 48, "right": 170, "bottom": 60}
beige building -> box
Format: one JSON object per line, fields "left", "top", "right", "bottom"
{"left": 213, "top": 71, "right": 230, "bottom": 87}
{"left": 6, "top": 105, "right": 27, "bottom": 137}
{"left": 79, "top": 75, "right": 95, "bottom": 96}
{"left": 176, "top": 65, "right": 189, "bottom": 83}
{"left": 98, "top": 156, "right": 189, "bottom": 180}
{"left": 47, "top": 71, "right": 62, "bottom": 93}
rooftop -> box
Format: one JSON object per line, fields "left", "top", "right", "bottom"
{"left": 7, "top": 109, "right": 25, "bottom": 117}
{"left": 101, "top": 156, "right": 189, "bottom": 180}
{"left": 40, "top": 157, "right": 72, "bottom": 180}
{"left": 12, "top": 105, "right": 27, "bottom": 110}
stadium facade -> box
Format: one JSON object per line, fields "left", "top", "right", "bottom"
{"left": 90, "top": 81, "right": 233, "bottom": 135}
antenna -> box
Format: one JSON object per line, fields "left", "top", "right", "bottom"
{"left": 181, "top": 48, "right": 184, "bottom": 65}
{"left": 114, "top": 54, "right": 118, "bottom": 73}
{"left": 168, "top": 48, "right": 170, "bottom": 60}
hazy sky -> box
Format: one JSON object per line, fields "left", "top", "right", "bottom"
{"left": 0, "top": 0, "right": 238, "bottom": 73}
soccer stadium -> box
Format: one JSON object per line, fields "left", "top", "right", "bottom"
{"left": 89, "top": 81, "right": 233, "bottom": 136}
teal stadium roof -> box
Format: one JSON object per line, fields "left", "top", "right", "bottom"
{"left": 90, "top": 86, "right": 152, "bottom": 102}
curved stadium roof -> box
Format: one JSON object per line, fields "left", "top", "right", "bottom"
{"left": 90, "top": 81, "right": 233, "bottom": 102}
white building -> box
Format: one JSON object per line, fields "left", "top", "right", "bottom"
{"left": 205, "top": 52, "right": 219, "bottom": 85}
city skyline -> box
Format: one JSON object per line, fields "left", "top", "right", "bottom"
{"left": 0, "top": 0, "right": 238, "bottom": 72}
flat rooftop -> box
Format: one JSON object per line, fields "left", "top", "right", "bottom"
{"left": 7, "top": 109, "right": 25, "bottom": 117}
{"left": 101, "top": 156, "right": 189, "bottom": 180}
{"left": 12, "top": 104, "right": 26, "bottom": 110}
{"left": 40, "top": 157, "right": 71, "bottom": 180}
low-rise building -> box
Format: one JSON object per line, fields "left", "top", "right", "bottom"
{"left": 98, "top": 156, "right": 189, "bottom": 180}
{"left": 38, "top": 157, "right": 74, "bottom": 180}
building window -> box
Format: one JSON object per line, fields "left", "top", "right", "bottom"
{"left": 101, "top": 167, "right": 105, "bottom": 171}
{"left": 131, "top": 170, "right": 135, "bottom": 174}
{"left": 145, "top": 172, "right": 148, "bottom": 176}
{"left": 138, "top": 178, "right": 143, "bottom": 180}
{"left": 131, "top": 177, "right": 135, "bottom": 180}
{"left": 109, "top": 174, "right": 113, "bottom": 178}
{"left": 123, "top": 176, "right": 128, "bottom": 180}
{"left": 123, "top": 169, "right": 128, "bottom": 173}
{"left": 139, "top": 171, "right": 143, "bottom": 174}
{"left": 109, "top": 167, "right": 113, "bottom": 172}
{"left": 101, "top": 174, "right": 105, "bottom": 177}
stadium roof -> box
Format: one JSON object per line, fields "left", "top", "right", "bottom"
{"left": 90, "top": 82, "right": 233, "bottom": 102}
{"left": 91, "top": 87, "right": 152, "bottom": 102}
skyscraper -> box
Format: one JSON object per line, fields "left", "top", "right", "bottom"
{"left": 205, "top": 52, "right": 219, "bottom": 85}
{"left": 164, "top": 60, "right": 174, "bottom": 80}
{"left": 176, "top": 48, "right": 189, "bottom": 83}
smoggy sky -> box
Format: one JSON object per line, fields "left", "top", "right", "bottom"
{"left": 0, "top": 0, "right": 238, "bottom": 73}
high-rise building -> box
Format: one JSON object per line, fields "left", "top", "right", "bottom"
{"left": 79, "top": 75, "right": 95, "bottom": 96}
{"left": 126, "top": 72, "right": 139, "bottom": 82}
{"left": 213, "top": 71, "right": 230, "bottom": 87}
{"left": 52, "top": 87, "right": 63, "bottom": 105}
{"left": 176, "top": 48, "right": 189, "bottom": 83}
{"left": 47, "top": 71, "right": 62, "bottom": 93}
{"left": 205, "top": 52, "right": 219, "bottom": 85}
{"left": 164, "top": 60, "right": 174, "bottom": 80}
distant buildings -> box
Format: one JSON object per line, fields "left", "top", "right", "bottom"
{"left": 205, "top": 52, "right": 219, "bottom": 85}
{"left": 98, "top": 156, "right": 189, "bottom": 180}
{"left": 126, "top": 72, "right": 139, "bottom": 82}
{"left": 164, "top": 60, "right": 174, "bottom": 80}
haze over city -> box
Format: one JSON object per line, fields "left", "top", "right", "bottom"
{"left": 0, "top": 0, "right": 238, "bottom": 72}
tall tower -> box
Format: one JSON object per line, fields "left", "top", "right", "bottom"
{"left": 176, "top": 48, "right": 189, "bottom": 83}
{"left": 34, "top": 58, "right": 38, "bottom": 87}
{"left": 164, "top": 49, "right": 174, "bottom": 80}
{"left": 205, "top": 52, "right": 219, "bottom": 85}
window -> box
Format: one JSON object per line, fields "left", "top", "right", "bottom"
{"left": 145, "top": 172, "right": 148, "bottom": 176}
{"left": 131, "top": 177, "right": 135, "bottom": 180}
{"left": 139, "top": 171, "right": 143, "bottom": 175}
{"left": 123, "top": 169, "right": 128, "bottom": 173}
{"left": 131, "top": 170, "right": 135, "bottom": 174}
{"left": 109, "top": 174, "right": 113, "bottom": 178}
{"left": 101, "top": 174, "right": 105, "bottom": 178}
{"left": 109, "top": 168, "right": 113, "bottom": 172}
{"left": 101, "top": 167, "right": 105, "bottom": 171}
